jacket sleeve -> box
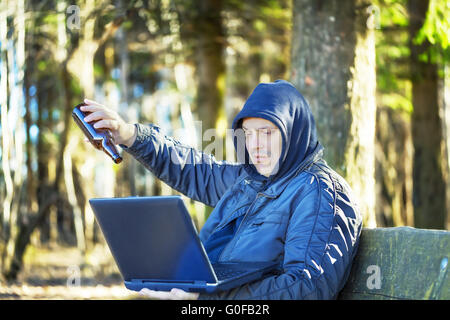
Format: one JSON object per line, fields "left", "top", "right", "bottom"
{"left": 198, "top": 173, "right": 362, "bottom": 300}
{"left": 121, "top": 123, "right": 245, "bottom": 207}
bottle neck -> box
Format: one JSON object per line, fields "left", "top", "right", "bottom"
{"left": 102, "top": 139, "right": 123, "bottom": 164}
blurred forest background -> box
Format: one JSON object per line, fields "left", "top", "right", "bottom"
{"left": 0, "top": 0, "right": 449, "bottom": 298}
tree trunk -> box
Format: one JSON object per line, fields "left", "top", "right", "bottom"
{"left": 291, "top": 0, "right": 377, "bottom": 227}
{"left": 408, "top": 0, "right": 447, "bottom": 229}
{"left": 2, "top": 0, "right": 26, "bottom": 273}
{"left": 4, "top": 193, "right": 60, "bottom": 281}
{"left": 444, "top": 65, "right": 450, "bottom": 229}
{"left": 116, "top": 22, "right": 137, "bottom": 196}
{"left": 188, "top": 0, "right": 226, "bottom": 220}
{"left": 24, "top": 37, "right": 37, "bottom": 221}
{"left": 64, "top": 137, "right": 86, "bottom": 252}
{"left": 375, "top": 107, "right": 414, "bottom": 227}
{"left": 0, "top": 0, "right": 12, "bottom": 273}
{"left": 193, "top": 0, "right": 226, "bottom": 141}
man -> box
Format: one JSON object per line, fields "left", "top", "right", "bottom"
{"left": 82, "top": 80, "right": 362, "bottom": 299}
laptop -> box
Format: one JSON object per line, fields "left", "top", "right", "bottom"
{"left": 89, "top": 196, "right": 279, "bottom": 293}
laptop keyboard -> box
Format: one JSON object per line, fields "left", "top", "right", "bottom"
{"left": 213, "top": 265, "right": 248, "bottom": 281}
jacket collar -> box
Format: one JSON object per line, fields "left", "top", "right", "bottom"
{"left": 258, "top": 145, "right": 323, "bottom": 198}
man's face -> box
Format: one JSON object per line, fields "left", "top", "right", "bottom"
{"left": 242, "top": 117, "right": 283, "bottom": 177}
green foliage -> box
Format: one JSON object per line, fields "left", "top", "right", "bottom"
{"left": 380, "top": 91, "right": 413, "bottom": 113}
{"left": 93, "top": 63, "right": 104, "bottom": 78}
{"left": 69, "top": 75, "right": 83, "bottom": 97}
{"left": 37, "top": 60, "right": 47, "bottom": 71}
{"left": 379, "top": 0, "right": 408, "bottom": 27}
{"left": 222, "top": 0, "right": 291, "bottom": 98}
{"left": 415, "top": 0, "right": 450, "bottom": 49}
{"left": 412, "top": 0, "right": 450, "bottom": 66}
{"left": 376, "top": 0, "right": 449, "bottom": 113}
{"left": 375, "top": 0, "right": 412, "bottom": 113}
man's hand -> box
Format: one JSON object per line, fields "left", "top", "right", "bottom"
{"left": 81, "top": 98, "right": 137, "bottom": 147}
{"left": 138, "top": 288, "right": 200, "bottom": 300}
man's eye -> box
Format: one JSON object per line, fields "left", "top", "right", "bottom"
{"left": 243, "top": 129, "right": 275, "bottom": 137}
{"left": 258, "top": 129, "right": 272, "bottom": 136}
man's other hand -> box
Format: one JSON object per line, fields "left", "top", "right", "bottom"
{"left": 138, "top": 288, "right": 200, "bottom": 300}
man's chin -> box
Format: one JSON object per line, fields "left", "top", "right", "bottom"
{"left": 255, "top": 165, "right": 272, "bottom": 177}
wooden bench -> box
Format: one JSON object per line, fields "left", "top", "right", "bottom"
{"left": 338, "top": 226, "right": 450, "bottom": 300}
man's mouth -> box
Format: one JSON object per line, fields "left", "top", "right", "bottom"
{"left": 252, "top": 154, "right": 270, "bottom": 163}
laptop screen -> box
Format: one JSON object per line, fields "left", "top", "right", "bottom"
{"left": 89, "top": 196, "right": 217, "bottom": 283}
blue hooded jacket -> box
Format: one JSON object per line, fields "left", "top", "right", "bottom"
{"left": 123, "top": 80, "right": 362, "bottom": 299}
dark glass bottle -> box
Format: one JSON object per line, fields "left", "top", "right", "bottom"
{"left": 72, "top": 103, "right": 123, "bottom": 164}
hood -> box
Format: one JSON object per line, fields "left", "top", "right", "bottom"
{"left": 232, "top": 79, "right": 323, "bottom": 182}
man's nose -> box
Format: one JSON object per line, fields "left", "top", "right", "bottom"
{"left": 248, "top": 133, "right": 263, "bottom": 150}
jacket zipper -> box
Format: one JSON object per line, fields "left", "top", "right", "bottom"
{"left": 207, "top": 178, "right": 251, "bottom": 236}
{"left": 209, "top": 203, "right": 250, "bottom": 236}
{"left": 217, "top": 193, "right": 263, "bottom": 262}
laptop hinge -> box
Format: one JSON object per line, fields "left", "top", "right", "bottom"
{"left": 131, "top": 279, "right": 207, "bottom": 285}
